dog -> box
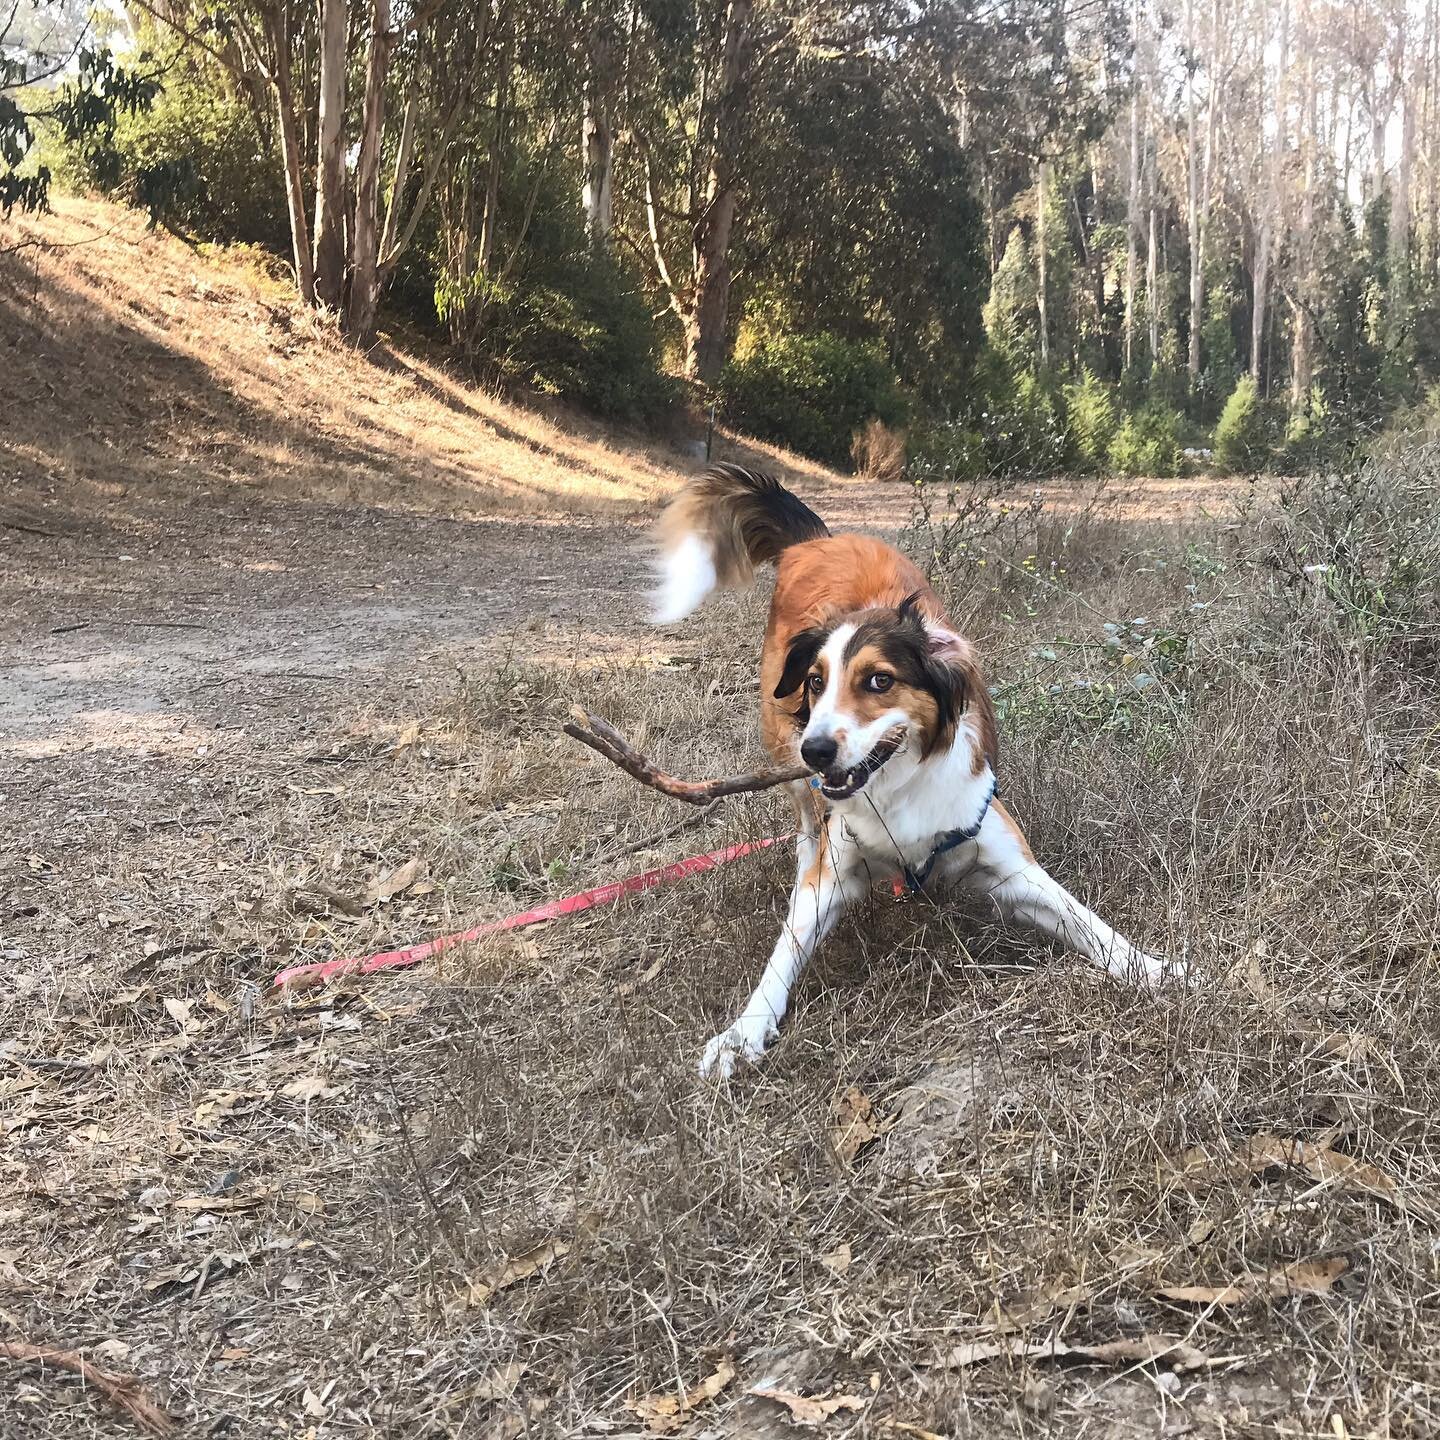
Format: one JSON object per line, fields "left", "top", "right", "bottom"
{"left": 651, "top": 464, "right": 1169, "bottom": 1079}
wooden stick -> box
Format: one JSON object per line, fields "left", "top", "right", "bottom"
{"left": 563, "top": 707, "right": 809, "bottom": 805}
{"left": 0, "top": 1341, "right": 175, "bottom": 1435}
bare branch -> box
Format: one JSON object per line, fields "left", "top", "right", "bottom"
{"left": 564, "top": 708, "right": 808, "bottom": 806}
{"left": 0, "top": 1341, "right": 174, "bottom": 1435}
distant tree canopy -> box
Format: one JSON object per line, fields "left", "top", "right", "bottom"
{"left": 8, "top": 0, "right": 1440, "bottom": 472}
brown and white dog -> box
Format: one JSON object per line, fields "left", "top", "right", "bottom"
{"left": 652, "top": 464, "right": 1168, "bottom": 1079}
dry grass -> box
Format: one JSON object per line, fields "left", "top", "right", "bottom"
{"left": 3, "top": 202, "right": 1440, "bottom": 1439}
{"left": 850, "top": 418, "right": 907, "bottom": 484}
{"left": 0, "top": 197, "right": 844, "bottom": 527}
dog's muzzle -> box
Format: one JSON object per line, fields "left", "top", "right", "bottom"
{"left": 813, "top": 727, "right": 907, "bottom": 800}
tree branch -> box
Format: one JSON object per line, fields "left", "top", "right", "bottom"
{"left": 0, "top": 1341, "right": 174, "bottom": 1435}
{"left": 563, "top": 708, "right": 808, "bottom": 806}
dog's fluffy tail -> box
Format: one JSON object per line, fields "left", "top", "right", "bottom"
{"left": 650, "top": 464, "right": 829, "bottom": 624}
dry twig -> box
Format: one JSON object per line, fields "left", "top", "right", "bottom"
{"left": 0, "top": 1341, "right": 175, "bottom": 1435}
{"left": 563, "top": 706, "right": 808, "bottom": 805}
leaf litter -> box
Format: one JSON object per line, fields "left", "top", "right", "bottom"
{"left": 627, "top": 1357, "right": 736, "bottom": 1435}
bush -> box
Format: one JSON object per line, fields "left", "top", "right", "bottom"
{"left": 850, "top": 417, "right": 907, "bottom": 481}
{"left": 1108, "top": 403, "right": 1183, "bottom": 477}
{"left": 438, "top": 255, "right": 677, "bottom": 425}
{"left": 717, "top": 331, "right": 906, "bottom": 468}
{"left": 1255, "top": 449, "right": 1440, "bottom": 662}
{"left": 1214, "top": 375, "right": 1271, "bottom": 472}
{"left": 1063, "top": 369, "right": 1119, "bottom": 472}
{"left": 993, "top": 371, "right": 1066, "bottom": 473}
{"left": 45, "top": 72, "right": 289, "bottom": 248}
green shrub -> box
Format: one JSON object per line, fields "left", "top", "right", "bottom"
{"left": 1279, "top": 388, "right": 1351, "bottom": 470}
{"left": 717, "top": 331, "right": 906, "bottom": 468}
{"left": 1108, "top": 402, "right": 1183, "bottom": 476}
{"left": 1256, "top": 452, "right": 1440, "bottom": 660}
{"left": 45, "top": 72, "right": 288, "bottom": 247}
{"left": 1214, "top": 375, "right": 1271, "bottom": 472}
{"left": 984, "top": 370, "right": 1065, "bottom": 474}
{"left": 438, "top": 255, "right": 677, "bottom": 425}
{"left": 1063, "top": 369, "right": 1119, "bottom": 471}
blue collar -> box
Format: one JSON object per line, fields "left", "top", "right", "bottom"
{"left": 903, "top": 774, "right": 998, "bottom": 892}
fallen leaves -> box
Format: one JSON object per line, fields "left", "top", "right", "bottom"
{"left": 281, "top": 1074, "right": 338, "bottom": 1102}
{"left": 820, "top": 1242, "right": 852, "bottom": 1275}
{"left": 1178, "top": 1133, "right": 1401, "bottom": 1206}
{"left": 1156, "top": 1256, "right": 1347, "bottom": 1306}
{"left": 391, "top": 722, "right": 422, "bottom": 755}
{"left": 627, "top": 1358, "right": 735, "bottom": 1435}
{"left": 162, "top": 997, "right": 196, "bottom": 1030}
{"left": 829, "top": 1087, "right": 895, "bottom": 1166}
{"left": 363, "top": 857, "right": 424, "bottom": 906}
{"left": 748, "top": 1386, "right": 869, "bottom": 1427}
{"left": 936, "top": 1332, "right": 1215, "bottom": 1374}
{"left": 976, "top": 1243, "right": 1164, "bottom": 1335}
{"left": 472, "top": 1361, "right": 526, "bottom": 1402}
{"left": 617, "top": 955, "right": 666, "bottom": 996}
{"left": 447, "top": 1238, "right": 571, "bottom": 1315}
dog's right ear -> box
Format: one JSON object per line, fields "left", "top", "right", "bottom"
{"left": 774, "top": 626, "right": 828, "bottom": 699}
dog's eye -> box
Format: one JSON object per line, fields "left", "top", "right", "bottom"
{"left": 865, "top": 672, "right": 895, "bottom": 694}
{"left": 806, "top": 672, "right": 825, "bottom": 695}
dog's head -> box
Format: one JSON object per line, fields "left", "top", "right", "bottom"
{"left": 774, "top": 593, "right": 977, "bottom": 800}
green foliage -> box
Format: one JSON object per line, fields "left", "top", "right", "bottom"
{"left": 983, "top": 227, "right": 1038, "bottom": 367}
{"left": 717, "top": 329, "right": 906, "bottom": 468}
{"left": 3, "top": 43, "right": 164, "bottom": 216}
{"left": 1109, "top": 402, "right": 1182, "bottom": 477}
{"left": 1062, "top": 369, "right": 1118, "bottom": 472}
{"left": 744, "top": 62, "right": 986, "bottom": 406}
{"left": 438, "top": 254, "right": 677, "bottom": 424}
{"left": 1213, "top": 375, "right": 1270, "bottom": 472}
{"left": 59, "top": 73, "right": 288, "bottom": 243}
{"left": 1279, "top": 388, "right": 1360, "bottom": 470}
{"left": 986, "top": 370, "right": 1065, "bottom": 473}
{"left": 427, "top": 149, "right": 675, "bottom": 425}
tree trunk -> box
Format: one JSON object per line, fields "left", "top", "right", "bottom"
{"left": 343, "top": 0, "right": 393, "bottom": 341}
{"left": 480, "top": 37, "right": 511, "bottom": 272}
{"left": 682, "top": 0, "right": 753, "bottom": 383}
{"left": 686, "top": 187, "right": 738, "bottom": 382}
{"left": 1036, "top": 159, "right": 1050, "bottom": 368}
{"left": 312, "top": 0, "right": 348, "bottom": 310}
{"left": 1392, "top": 21, "right": 1414, "bottom": 274}
{"left": 1251, "top": 0, "right": 1286, "bottom": 386}
{"left": 581, "top": 25, "right": 615, "bottom": 249}
{"left": 1145, "top": 107, "right": 1160, "bottom": 365}
{"left": 269, "top": 12, "right": 315, "bottom": 306}
{"left": 1193, "top": 0, "right": 1223, "bottom": 381}
{"left": 1185, "top": 0, "right": 1199, "bottom": 383}
{"left": 1290, "top": 2, "right": 1316, "bottom": 412}
{"left": 1124, "top": 0, "right": 1141, "bottom": 370}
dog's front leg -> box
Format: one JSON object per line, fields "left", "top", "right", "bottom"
{"left": 962, "top": 802, "right": 1170, "bottom": 986}
{"left": 699, "top": 820, "right": 860, "bottom": 1080}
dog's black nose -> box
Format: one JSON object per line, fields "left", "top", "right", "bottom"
{"left": 801, "top": 735, "right": 839, "bottom": 772}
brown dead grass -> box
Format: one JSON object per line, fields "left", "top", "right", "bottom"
{"left": 3, "top": 202, "right": 1439, "bottom": 1440}
{"left": 0, "top": 197, "right": 845, "bottom": 526}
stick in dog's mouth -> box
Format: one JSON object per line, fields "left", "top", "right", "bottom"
{"left": 816, "top": 727, "right": 908, "bottom": 800}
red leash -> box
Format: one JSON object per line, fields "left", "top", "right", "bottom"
{"left": 272, "top": 835, "right": 789, "bottom": 991}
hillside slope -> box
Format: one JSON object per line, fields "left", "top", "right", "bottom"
{"left": 1, "top": 197, "right": 845, "bottom": 527}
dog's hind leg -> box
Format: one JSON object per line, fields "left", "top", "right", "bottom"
{"left": 959, "top": 801, "right": 1170, "bottom": 987}
{"left": 699, "top": 815, "right": 863, "bottom": 1080}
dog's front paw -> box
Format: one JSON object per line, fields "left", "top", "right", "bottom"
{"left": 698, "top": 1014, "right": 776, "bottom": 1080}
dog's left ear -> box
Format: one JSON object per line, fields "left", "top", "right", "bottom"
{"left": 897, "top": 593, "right": 971, "bottom": 737}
